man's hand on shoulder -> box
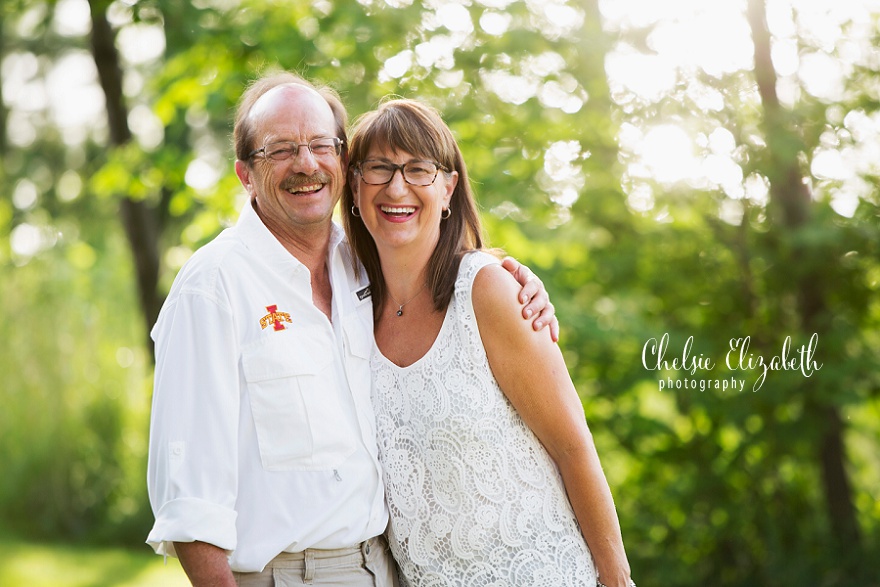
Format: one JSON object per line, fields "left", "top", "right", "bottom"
{"left": 501, "top": 256, "right": 559, "bottom": 343}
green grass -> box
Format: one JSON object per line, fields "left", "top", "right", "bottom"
{"left": 0, "top": 535, "right": 190, "bottom": 587}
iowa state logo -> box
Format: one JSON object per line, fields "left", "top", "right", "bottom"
{"left": 260, "top": 305, "right": 292, "bottom": 331}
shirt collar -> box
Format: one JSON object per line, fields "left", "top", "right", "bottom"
{"left": 235, "top": 197, "right": 346, "bottom": 272}
{"left": 328, "top": 219, "right": 346, "bottom": 256}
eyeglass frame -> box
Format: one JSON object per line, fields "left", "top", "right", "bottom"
{"left": 247, "top": 137, "right": 344, "bottom": 161}
{"left": 355, "top": 159, "right": 449, "bottom": 187}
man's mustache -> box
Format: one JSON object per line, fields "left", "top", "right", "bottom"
{"left": 280, "top": 172, "right": 332, "bottom": 191}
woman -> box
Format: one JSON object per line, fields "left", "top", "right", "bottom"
{"left": 342, "top": 99, "right": 633, "bottom": 587}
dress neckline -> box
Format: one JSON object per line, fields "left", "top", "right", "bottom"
{"left": 373, "top": 304, "right": 452, "bottom": 371}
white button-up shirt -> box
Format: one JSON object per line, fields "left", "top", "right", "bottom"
{"left": 146, "top": 200, "right": 386, "bottom": 572}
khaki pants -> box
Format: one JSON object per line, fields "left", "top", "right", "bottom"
{"left": 233, "top": 535, "right": 399, "bottom": 587}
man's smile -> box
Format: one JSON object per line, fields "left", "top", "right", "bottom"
{"left": 287, "top": 183, "right": 325, "bottom": 195}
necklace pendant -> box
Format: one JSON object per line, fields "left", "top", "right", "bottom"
{"left": 396, "top": 307, "right": 404, "bottom": 317}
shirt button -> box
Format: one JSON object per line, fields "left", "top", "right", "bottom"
{"left": 365, "top": 543, "right": 371, "bottom": 555}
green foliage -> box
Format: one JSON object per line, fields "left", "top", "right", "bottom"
{"left": 1, "top": 0, "right": 878, "bottom": 584}
{"left": 0, "top": 216, "right": 153, "bottom": 544}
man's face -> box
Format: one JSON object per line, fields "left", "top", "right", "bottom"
{"left": 237, "top": 85, "right": 345, "bottom": 241}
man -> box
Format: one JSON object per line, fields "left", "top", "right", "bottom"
{"left": 146, "top": 72, "right": 556, "bottom": 586}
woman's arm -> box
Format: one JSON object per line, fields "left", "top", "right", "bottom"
{"left": 473, "top": 263, "right": 632, "bottom": 587}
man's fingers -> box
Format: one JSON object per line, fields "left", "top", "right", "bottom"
{"left": 519, "top": 279, "right": 543, "bottom": 311}
{"left": 500, "top": 256, "right": 520, "bottom": 274}
{"left": 501, "top": 256, "right": 558, "bottom": 342}
{"left": 522, "top": 287, "right": 548, "bottom": 319}
{"left": 502, "top": 256, "right": 538, "bottom": 304}
{"left": 529, "top": 300, "right": 556, "bottom": 333}
{"left": 549, "top": 316, "right": 560, "bottom": 343}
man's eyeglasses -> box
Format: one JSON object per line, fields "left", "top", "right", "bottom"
{"left": 357, "top": 160, "right": 448, "bottom": 187}
{"left": 248, "top": 137, "right": 343, "bottom": 162}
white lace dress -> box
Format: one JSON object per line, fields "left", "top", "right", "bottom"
{"left": 371, "top": 251, "right": 597, "bottom": 587}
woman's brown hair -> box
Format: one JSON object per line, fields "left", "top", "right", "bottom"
{"left": 342, "top": 99, "right": 485, "bottom": 322}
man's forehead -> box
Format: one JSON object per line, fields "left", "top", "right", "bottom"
{"left": 248, "top": 83, "right": 334, "bottom": 130}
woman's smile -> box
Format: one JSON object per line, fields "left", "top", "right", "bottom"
{"left": 378, "top": 204, "right": 418, "bottom": 222}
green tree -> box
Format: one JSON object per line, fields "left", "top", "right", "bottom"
{"left": 1, "top": 1, "right": 877, "bottom": 584}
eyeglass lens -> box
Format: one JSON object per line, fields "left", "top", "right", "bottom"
{"left": 360, "top": 161, "right": 441, "bottom": 186}
{"left": 262, "top": 138, "right": 340, "bottom": 161}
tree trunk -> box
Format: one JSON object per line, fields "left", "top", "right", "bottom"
{"left": 818, "top": 404, "right": 861, "bottom": 545}
{"left": 746, "top": 0, "right": 861, "bottom": 553}
{"left": 87, "top": 0, "right": 163, "bottom": 359}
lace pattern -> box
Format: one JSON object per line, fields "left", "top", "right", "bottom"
{"left": 372, "top": 251, "right": 596, "bottom": 586}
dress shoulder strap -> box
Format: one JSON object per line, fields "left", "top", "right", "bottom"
{"left": 454, "top": 251, "right": 501, "bottom": 323}
{"left": 457, "top": 250, "right": 500, "bottom": 291}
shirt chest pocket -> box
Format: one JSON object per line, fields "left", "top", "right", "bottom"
{"left": 241, "top": 330, "right": 358, "bottom": 471}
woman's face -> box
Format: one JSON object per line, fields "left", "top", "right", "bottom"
{"left": 353, "top": 145, "right": 457, "bottom": 259}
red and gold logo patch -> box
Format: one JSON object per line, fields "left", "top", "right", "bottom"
{"left": 260, "top": 305, "right": 292, "bottom": 331}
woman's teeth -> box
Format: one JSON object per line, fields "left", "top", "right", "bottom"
{"left": 381, "top": 206, "right": 416, "bottom": 215}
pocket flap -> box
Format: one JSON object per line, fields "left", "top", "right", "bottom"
{"left": 241, "top": 329, "right": 329, "bottom": 381}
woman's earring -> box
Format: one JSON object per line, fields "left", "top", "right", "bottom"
{"left": 441, "top": 206, "right": 451, "bottom": 220}
{"left": 352, "top": 205, "right": 361, "bottom": 218}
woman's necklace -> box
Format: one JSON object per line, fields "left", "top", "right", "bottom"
{"left": 388, "top": 283, "right": 428, "bottom": 317}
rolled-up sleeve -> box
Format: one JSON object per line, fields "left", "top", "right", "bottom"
{"left": 146, "top": 287, "right": 240, "bottom": 556}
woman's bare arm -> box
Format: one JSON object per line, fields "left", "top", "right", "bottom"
{"left": 473, "top": 263, "right": 631, "bottom": 587}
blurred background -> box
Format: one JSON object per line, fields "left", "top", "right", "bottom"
{"left": 1, "top": 0, "right": 878, "bottom": 585}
